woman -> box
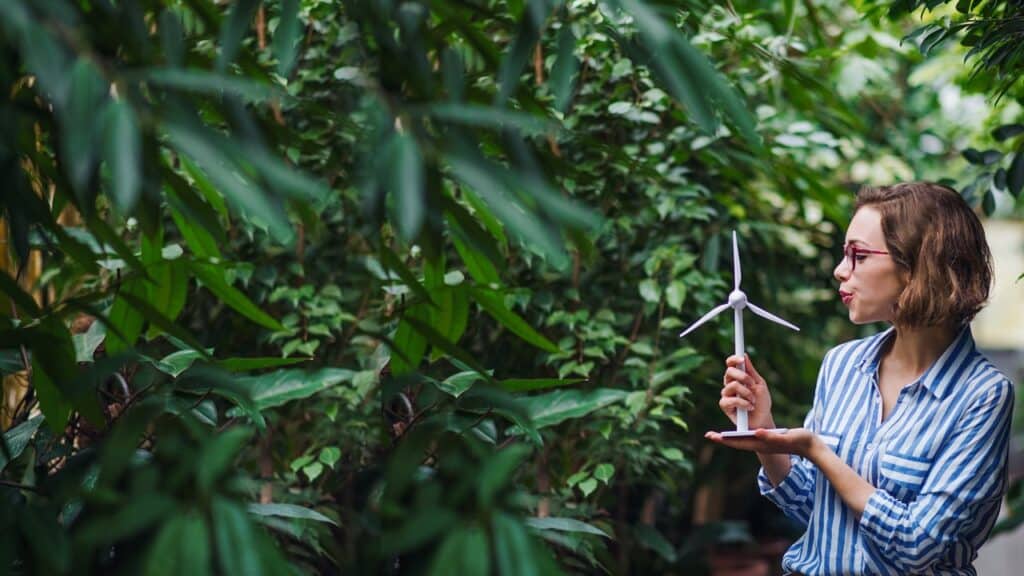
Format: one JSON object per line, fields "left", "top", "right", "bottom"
{"left": 706, "top": 182, "right": 1014, "bottom": 575}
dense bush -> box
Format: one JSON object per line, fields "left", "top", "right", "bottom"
{"left": 1, "top": 0, "right": 1018, "bottom": 574}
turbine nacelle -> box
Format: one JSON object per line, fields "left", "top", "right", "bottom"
{"left": 728, "top": 290, "right": 747, "bottom": 308}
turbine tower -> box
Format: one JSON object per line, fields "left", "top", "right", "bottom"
{"left": 679, "top": 231, "right": 800, "bottom": 437}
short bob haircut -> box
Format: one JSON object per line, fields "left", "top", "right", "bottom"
{"left": 854, "top": 182, "right": 993, "bottom": 329}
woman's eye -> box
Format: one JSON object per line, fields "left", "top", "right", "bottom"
{"left": 855, "top": 254, "right": 867, "bottom": 261}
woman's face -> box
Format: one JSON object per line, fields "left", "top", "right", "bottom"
{"left": 833, "top": 207, "right": 906, "bottom": 324}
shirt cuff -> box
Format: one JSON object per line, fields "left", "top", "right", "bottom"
{"left": 859, "top": 488, "right": 902, "bottom": 547}
{"left": 758, "top": 455, "right": 808, "bottom": 508}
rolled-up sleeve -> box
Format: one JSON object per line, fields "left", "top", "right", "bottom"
{"left": 858, "top": 378, "right": 1014, "bottom": 574}
{"left": 758, "top": 351, "right": 832, "bottom": 527}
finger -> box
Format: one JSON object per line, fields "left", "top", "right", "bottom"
{"left": 722, "top": 382, "right": 755, "bottom": 404}
{"left": 725, "top": 367, "right": 754, "bottom": 387}
{"left": 725, "top": 355, "right": 746, "bottom": 368}
{"left": 744, "top": 353, "right": 763, "bottom": 380}
{"left": 720, "top": 396, "right": 754, "bottom": 412}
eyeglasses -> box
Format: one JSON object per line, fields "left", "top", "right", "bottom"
{"left": 842, "top": 244, "right": 889, "bottom": 272}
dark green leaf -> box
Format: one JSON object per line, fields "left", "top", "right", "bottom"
{"left": 962, "top": 147, "right": 984, "bottom": 164}
{"left": 197, "top": 427, "right": 252, "bottom": 493}
{"left": 1009, "top": 148, "right": 1024, "bottom": 197}
{"left": 0, "top": 415, "right": 44, "bottom": 473}
{"left": 272, "top": 0, "right": 302, "bottom": 76}
{"left": 144, "top": 512, "right": 212, "bottom": 576}
{"left": 212, "top": 497, "right": 264, "bottom": 576}
{"left": 993, "top": 124, "right": 1024, "bottom": 142}
{"left": 189, "top": 261, "right": 285, "bottom": 331}
{"left": 103, "top": 100, "right": 142, "bottom": 214}
{"left": 499, "top": 378, "right": 585, "bottom": 392}
{"left": 391, "top": 303, "right": 430, "bottom": 375}
{"left": 217, "top": 0, "right": 261, "bottom": 72}
{"left": 429, "top": 523, "right": 490, "bottom": 576}
{"left": 391, "top": 133, "right": 426, "bottom": 241}
{"left": 550, "top": 22, "right": 579, "bottom": 112}
{"left": 378, "top": 246, "right": 437, "bottom": 307}
{"left": 177, "top": 365, "right": 265, "bottom": 429}
{"left": 217, "top": 356, "right": 311, "bottom": 372}
{"left": 470, "top": 287, "right": 559, "bottom": 353}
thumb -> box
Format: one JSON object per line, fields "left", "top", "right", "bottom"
{"left": 744, "top": 353, "right": 763, "bottom": 381}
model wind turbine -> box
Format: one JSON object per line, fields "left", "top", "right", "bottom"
{"left": 680, "top": 231, "right": 800, "bottom": 437}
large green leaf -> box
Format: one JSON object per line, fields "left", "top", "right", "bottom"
{"left": 144, "top": 512, "right": 212, "bottom": 576}
{"left": 499, "top": 378, "right": 585, "bottom": 392}
{"left": 142, "top": 68, "right": 277, "bottom": 101}
{"left": 429, "top": 523, "right": 490, "bottom": 576}
{"left": 225, "top": 367, "right": 354, "bottom": 414}
{"left": 470, "top": 287, "right": 559, "bottom": 353}
{"left": 189, "top": 261, "right": 285, "bottom": 331}
{"left": 177, "top": 365, "right": 265, "bottom": 429}
{"left": 390, "top": 133, "right": 426, "bottom": 241}
{"left": 524, "top": 517, "right": 610, "bottom": 538}
{"left": 0, "top": 415, "right": 44, "bottom": 473}
{"left": 247, "top": 503, "right": 338, "bottom": 526}
{"left": 517, "top": 388, "right": 628, "bottom": 429}
{"left": 32, "top": 317, "right": 103, "bottom": 430}
{"left": 272, "top": 0, "right": 302, "bottom": 76}
{"left": 216, "top": 0, "right": 261, "bottom": 72}
{"left": 211, "top": 497, "right": 264, "bottom": 576}
{"left": 102, "top": 100, "right": 142, "bottom": 214}
{"left": 62, "top": 58, "right": 106, "bottom": 201}
{"left": 164, "top": 119, "right": 292, "bottom": 244}
{"left": 391, "top": 303, "right": 430, "bottom": 376}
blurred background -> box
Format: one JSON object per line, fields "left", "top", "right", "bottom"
{"left": 1, "top": 0, "right": 1022, "bottom": 574}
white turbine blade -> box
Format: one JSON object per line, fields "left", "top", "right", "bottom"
{"left": 678, "top": 303, "right": 731, "bottom": 339}
{"left": 732, "top": 230, "right": 741, "bottom": 290}
{"left": 747, "top": 302, "right": 800, "bottom": 332}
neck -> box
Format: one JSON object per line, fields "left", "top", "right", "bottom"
{"left": 884, "top": 323, "right": 959, "bottom": 376}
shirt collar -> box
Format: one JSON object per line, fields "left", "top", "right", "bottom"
{"left": 856, "top": 324, "right": 976, "bottom": 399}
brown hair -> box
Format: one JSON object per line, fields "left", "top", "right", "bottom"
{"left": 854, "top": 182, "right": 993, "bottom": 328}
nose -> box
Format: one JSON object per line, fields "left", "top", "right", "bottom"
{"left": 834, "top": 254, "right": 851, "bottom": 283}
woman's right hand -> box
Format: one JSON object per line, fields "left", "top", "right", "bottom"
{"left": 719, "top": 353, "right": 776, "bottom": 430}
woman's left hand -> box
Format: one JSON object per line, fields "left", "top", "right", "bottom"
{"left": 704, "top": 428, "right": 818, "bottom": 459}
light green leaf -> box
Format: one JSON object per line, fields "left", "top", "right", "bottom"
{"left": 666, "top": 281, "right": 687, "bottom": 310}
{"left": 639, "top": 279, "right": 660, "bottom": 303}
{"left": 247, "top": 503, "right": 338, "bottom": 526}
{"left": 578, "top": 478, "right": 598, "bottom": 497}
{"left": 525, "top": 517, "right": 610, "bottom": 538}
{"left": 319, "top": 446, "right": 341, "bottom": 468}
{"left": 594, "top": 463, "right": 614, "bottom": 484}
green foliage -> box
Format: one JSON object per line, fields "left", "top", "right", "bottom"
{"left": 1, "top": 0, "right": 1015, "bottom": 574}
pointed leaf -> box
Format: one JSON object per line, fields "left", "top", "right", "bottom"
{"left": 517, "top": 388, "right": 628, "bottom": 429}
{"left": 103, "top": 100, "right": 142, "bottom": 214}
{"left": 272, "top": 0, "right": 302, "bottom": 76}
{"left": 189, "top": 261, "right": 285, "bottom": 331}
{"left": 470, "top": 287, "right": 559, "bottom": 353}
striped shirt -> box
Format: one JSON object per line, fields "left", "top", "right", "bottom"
{"left": 759, "top": 325, "right": 1014, "bottom": 575}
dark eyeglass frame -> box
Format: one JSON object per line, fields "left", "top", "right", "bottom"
{"left": 842, "top": 244, "right": 889, "bottom": 272}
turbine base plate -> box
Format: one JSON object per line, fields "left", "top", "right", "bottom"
{"left": 719, "top": 428, "right": 789, "bottom": 438}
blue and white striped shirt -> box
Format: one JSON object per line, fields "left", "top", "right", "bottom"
{"left": 759, "top": 325, "right": 1014, "bottom": 575}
